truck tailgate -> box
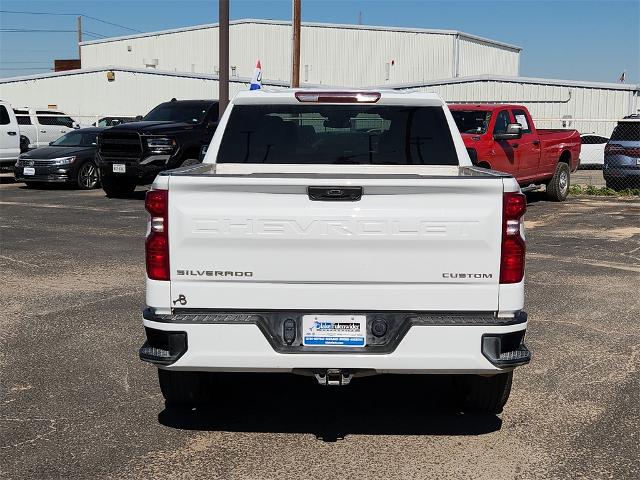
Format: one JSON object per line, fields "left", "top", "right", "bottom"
{"left": 167, "top": 175, "right": 504, "bottom": 311}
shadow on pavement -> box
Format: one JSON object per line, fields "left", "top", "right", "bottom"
{"left": 158, "top": 373, "right": 502, "bottom": 441}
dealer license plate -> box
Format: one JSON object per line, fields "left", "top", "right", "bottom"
{"left": 23, "top": 167, "right": 35, "bottom": 176}
{"left": 302, "top": 315, "right": 366, "bottom": 347}
{"left": 112, "top": 164, "right": 126, "bottom": 173}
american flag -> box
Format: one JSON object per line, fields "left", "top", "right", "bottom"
{"left": 250, "top": 60, "right": 262, "bottom": 90}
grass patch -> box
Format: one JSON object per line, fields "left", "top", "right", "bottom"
{"left": 569, "top": 185, "right": 640, "bottom": 197}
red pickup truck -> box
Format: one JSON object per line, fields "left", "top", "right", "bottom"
{"left": 449, "top": 104, "right": 581, "bottom": 201}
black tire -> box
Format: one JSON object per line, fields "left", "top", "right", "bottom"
{"left": 180, "top": 158, "right": 200, "bottom": 168}
{"left": 158, "top": 369, "right": 216, "bottom": 408}
{"left": 605, "top": 179, "right": 622, "bottom": 191}
{"left": 20, "top": 136, "right": 30, "bottom": 153}
{"left": 102, "top": 176, "right": 136, "bottom": 198}
{"left": 76, "top": 161, "right": 100, "bottom": 190}
{"left": 456, "top": 371, "right": 513, "bottom": 414}
{"left": 546, "top": 162, "right": 570, "bottom": 201}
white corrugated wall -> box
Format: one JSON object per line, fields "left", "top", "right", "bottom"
{"left": 403, "top": 80, "right": 637, "bottom": 136}
{"left": 457, "top": 37, "right": 519, "bottom": 77}
{"left": 0, "top": 70, "right": 254, "bottom": 123}
{"left": 80, "top": 22, "right": 519, "bottom": 86}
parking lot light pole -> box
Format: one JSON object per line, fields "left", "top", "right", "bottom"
{"left": 219, "top": 0, "right": 230, "bottom": 118}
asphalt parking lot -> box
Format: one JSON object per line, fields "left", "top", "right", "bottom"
{"left": 1, "top": 180, "right": 639, "bottom": 480}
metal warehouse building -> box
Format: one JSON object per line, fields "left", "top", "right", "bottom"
{"left": 389, "top": 75, "right": 639, "bottom": 136}
{"left": 0, "top": 67, "right": 290, "bottom": 124}
{"left": 0, "top": 19, "right": 638, "bottom": 136}
{"left": 79, "top": 19, "right": 522, "bottom": 85}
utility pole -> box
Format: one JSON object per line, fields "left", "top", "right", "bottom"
{"left": 291, "top": 0, "right": 301, "bottom": 87}
{"left": 77, "top": 16, "right": 82, "bottom": 64}
{"left": 219, "top": 0, "right": 229, "bottom": 117}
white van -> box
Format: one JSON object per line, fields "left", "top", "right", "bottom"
{"left": 13, "top": 107, "right": 76, "bottom": 150}
{"left": 0, "top": 100, "right": 20, "bottom": 166}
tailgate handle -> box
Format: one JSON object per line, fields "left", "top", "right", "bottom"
{"left": 308, "top": 186, "right": 363, "bottom": 201}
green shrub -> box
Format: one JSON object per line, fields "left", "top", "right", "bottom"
{"left": 569, "top": 185, "right": 640, "bottom": 197}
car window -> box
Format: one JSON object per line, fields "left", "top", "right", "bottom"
{"left": 451, "top": 110, "right": 491, "bottom": 134}
{"left": 583, "top": 135, "right": 609, "bottom": 145}
{"left": 512, "top": 109, "right": 531, "bottom": 134}
{"left": 218, "top": 104, "right": 458, "bottom": 165}
{"left": 51, "top": 131, "right": 98, "bottom": 147}
{"left": 14, "top": 109, "right": 32, "bottom": 125}
{"left": 493, "top": 110, "right": 512, "bottom": 134}
{"left": 0, "top": 105, "right": 10, "bottom": 125}
{"left": 36, "top": 111, "right": 74, "bottom": 128}
{"left": 610, "top": 123, "right": 640, "bottom": 142}
{"left": 143, "top": 103, "right": 212, "bottom": 124}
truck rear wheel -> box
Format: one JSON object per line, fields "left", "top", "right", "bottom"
{"left": 158, "top": 369, "right": 216, "bottom": 408}
{"left": 457, "top": 371, "right": 513, "bottom": 414}
{"left": 102, "top": 177, "right": 136, "bottom": 198}
{"left": 546, "top": 162, "right": 570, "bottom": 201}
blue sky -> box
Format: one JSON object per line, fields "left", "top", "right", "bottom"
{"left": 1, "top": 0, "right": 638, "bottom": 83}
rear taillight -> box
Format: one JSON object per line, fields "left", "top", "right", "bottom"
{"left": 605, "top": 143, "right": 625, "bottom": 155}
{"left": 145, "top": 189, "right": 169, "bottom": 281}
{"left": 500, "top": 192, "right": 526, "bottom": 284}
{"left": 624, "top": 147, "right": 640, "bottom": 158}
{"left": 295, "top": 91, "right": 381, "bottom": 103}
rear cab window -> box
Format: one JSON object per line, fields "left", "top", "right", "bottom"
{"left": 217, "top": 104, "right": 458, "bottom": 165}
{"left": 451, "top": 110, "right": 491, "bottom": 134}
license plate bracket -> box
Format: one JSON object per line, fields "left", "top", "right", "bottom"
{"left": 302, "top": 315, "right": 366, "bottom": 347}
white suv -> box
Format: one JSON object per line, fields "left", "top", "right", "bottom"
{"left": 13, "top": 107, "right": 76, "bottom": 151}
{"left": 0, "top": 101, "right": 20, "bottom": 166}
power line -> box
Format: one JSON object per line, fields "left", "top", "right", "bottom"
{"left": 0, "top": 29, "right": 76, "bottom": 33}
{"left": 0, "top": 10, "right": 142, "bottom": 33}
{"left": 80, "top": 14, "right": 142, "bottom": 33}
{"left": 84, "top": 30, "right": 109, "bottom": 39}
{"left": 0, "top": 10, "right": 76, "bottom": 16}
{"left": 0, "top": 68, "right": 52, "bottom": 71}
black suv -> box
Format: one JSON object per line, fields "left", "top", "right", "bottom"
{"left": 97, "top": 99, "right": 218, "bottom": 197}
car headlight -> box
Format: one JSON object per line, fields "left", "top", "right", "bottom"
{"left": 51, "top": 156, "right": 76, "bottom": 165}
{"left": 145, "top": 136, "right": 176, "bottom": 154}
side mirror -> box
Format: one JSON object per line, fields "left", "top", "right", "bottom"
{"left": 49, "top": 142, "right": 54, "bottom": 145}
{"left": 73, "top": 122, "right": 81, "bottom": 129}
{"left": 494, "top": 123, "right": 522, "bottom": 140}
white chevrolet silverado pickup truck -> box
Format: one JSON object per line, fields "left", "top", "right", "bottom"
{"left": 140, "top": 90, "right": 531, "bottom": 414}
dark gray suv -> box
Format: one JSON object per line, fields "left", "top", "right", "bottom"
{"left": 603, "top": 115, "right": 640, "bottom": 190}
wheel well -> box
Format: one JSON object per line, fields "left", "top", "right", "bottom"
{"left": 559, "top": 150, "right": 571, "bottom": 164}
{"left": 477, "top": 161, "right": 491, "bottom": 169}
